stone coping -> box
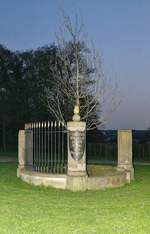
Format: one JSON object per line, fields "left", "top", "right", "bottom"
{"left": 17, "top": 168, "right": 67, "bottom": 189}
{"left": 17, "top": 165, "right": 129, "bottom": 191}
{"left": 21, "top": 169, "right": 67, "bottom": 178}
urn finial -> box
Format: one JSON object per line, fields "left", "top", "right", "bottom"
{"left": 72, "top": 105, "right": 80, "bottom": 121}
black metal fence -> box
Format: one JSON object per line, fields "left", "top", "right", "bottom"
{"left": 26, "top": 121, "right": 67, "bottom": 174}
{"left": 87, "top": 142, "right": 150, "bottom": 163}
{"left": 87, "top": 142, "right": 117, "bottom": 164}
{"left": 133, "top": 143, "right": 150, "bottom": 162}
{"left": 23, "top": 126, "right": 150, "bottom": 175}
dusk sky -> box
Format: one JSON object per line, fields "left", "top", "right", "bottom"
{"left": 0, "top": 0, "right": 150, "bottom": 129}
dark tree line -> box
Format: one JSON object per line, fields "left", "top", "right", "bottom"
{"left": 0, "top": 44, "right": 61, "bottom": 151}
{"left": 0, "top": 41, "right": 100, "bottom": 151}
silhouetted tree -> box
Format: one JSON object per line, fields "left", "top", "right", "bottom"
{"left": 45, "top": 15, "right": 119, "bottom": 130}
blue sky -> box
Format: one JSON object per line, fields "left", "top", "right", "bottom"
{"left": 0, "top": 0, "right": 150, "bottom": 129}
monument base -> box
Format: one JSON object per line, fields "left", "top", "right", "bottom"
{"left": 117, "top": 165, "right": 134, "bottom": 182}
{"left": 67, "top": 170, "right": 87, "bottom": 177}
{"left": 66, "top": 175, "right": 88, "bottom": 191}
{"left": 17, "top": 165, "right": 131, "bottom": 191}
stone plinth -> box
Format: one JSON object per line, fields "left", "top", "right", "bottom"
{"left": 17, "top": 129, "right": 33, "bottom": 177}
{"left": 17, "top": 130, "right": 26, "bottom": 177}
{"left": 67, "top": 121, "right": 87, "bottom": 176}
{"left": 118, "top": 130, "right": 134, "bottom": 182}
{"left": 25, "top": 130, "right": 33, "bottom": 170}
{"left": 67, "top": 121, "right": 87, "bottom": 191}
{"left": 67, "top": 175, "right": 88, "bottom": 191}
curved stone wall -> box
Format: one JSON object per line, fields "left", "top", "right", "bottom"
{"left": 17, "top": 165, "right": 128, "bottom": 191}
{"left": 17, "top": 168, "right": 67, "bottom": 189}
{"left": 87, "top": 169, "right": 126, "bottom": 190}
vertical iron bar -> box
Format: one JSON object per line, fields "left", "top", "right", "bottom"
{"left": 41, "top": 122, "right": 44, "bottom": 172}
{"left": 35, "top": 122, "right": 37, "bottom": 171}
{"left": 64, "top": 124, "right": 66, "bottom": 173}
{"left": 35, "top": 122, "right": 37, "bottom": 170}
{"left": 36, "top": 122, "right": 38, "bottom": 171}
{"left": 51, "top": 122, "right": 53, "bottom": 173}
{"left": 33, "top": 123, "right": 35, "bottom": 170}
{"left": 44, "top": 121, "right": 47, "bottom": 172}
{"left": 54, "top": 121, "right": 57, "bottom": 173}
{"left": 38, "top": 122, "right": 41, "bottom": 171}
{"left": 61, "top": 123, "right": 63, "bottom": 173}
{"left": 62, "top": 122, "right": 64, "bottom": 173}
{"left": 39, "top": 122, "right": 40, "bottom": 171}
{"left": 58, "top": 121, "right": 60, "bottom": 173}
{"left": 47, "top": 121, "right": 50, "bottom": 172}
{"left": 30, "top": 124, "right": 33, "bottom": 169}
{"left": 32, "top": 123, "right": 34, "bottom": 169}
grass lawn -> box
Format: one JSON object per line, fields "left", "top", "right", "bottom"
{"left": 0, "top": 164, "right": 149, "bottom": 234}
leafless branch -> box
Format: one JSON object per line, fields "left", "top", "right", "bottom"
{"left": 45, "top": 13, "right": 120, "bottom": 130}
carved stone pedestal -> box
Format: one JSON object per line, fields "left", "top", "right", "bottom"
{"left": 67, "top": 121, "right": 87, "bottom": 191}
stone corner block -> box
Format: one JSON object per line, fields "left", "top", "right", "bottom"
{"left": 117, "top": 129, "right": 134, "bottom": 182}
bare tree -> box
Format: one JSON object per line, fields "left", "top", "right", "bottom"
{"left": 45, "top": 14, "right": 119, "bottom": 130}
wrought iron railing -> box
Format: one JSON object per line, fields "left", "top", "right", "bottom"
{"left": 25, "top": 121, "right": 67, "bottom": 174}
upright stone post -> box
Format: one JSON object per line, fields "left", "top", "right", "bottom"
{"left": 25, "top": 129, "right": 33, "bottom": 170}
{"left": 118, "top": 129, "right": 134, "bottom": 182}
{"left": 17, "top": 125, "right": 33, "bottom": 177}
{"left": 17, "top": 130, "right": 26, "bottom": 177}
{"left": 67, "top": 121, "right": 87, "bottom": 191}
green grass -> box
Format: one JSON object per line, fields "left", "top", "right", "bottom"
{"left": 0, "top": 164, "right": 149, "bottom": 234}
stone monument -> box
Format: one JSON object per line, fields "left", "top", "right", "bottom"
{"left": 67, "top": 105, "right": 87, "bottom": 191}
